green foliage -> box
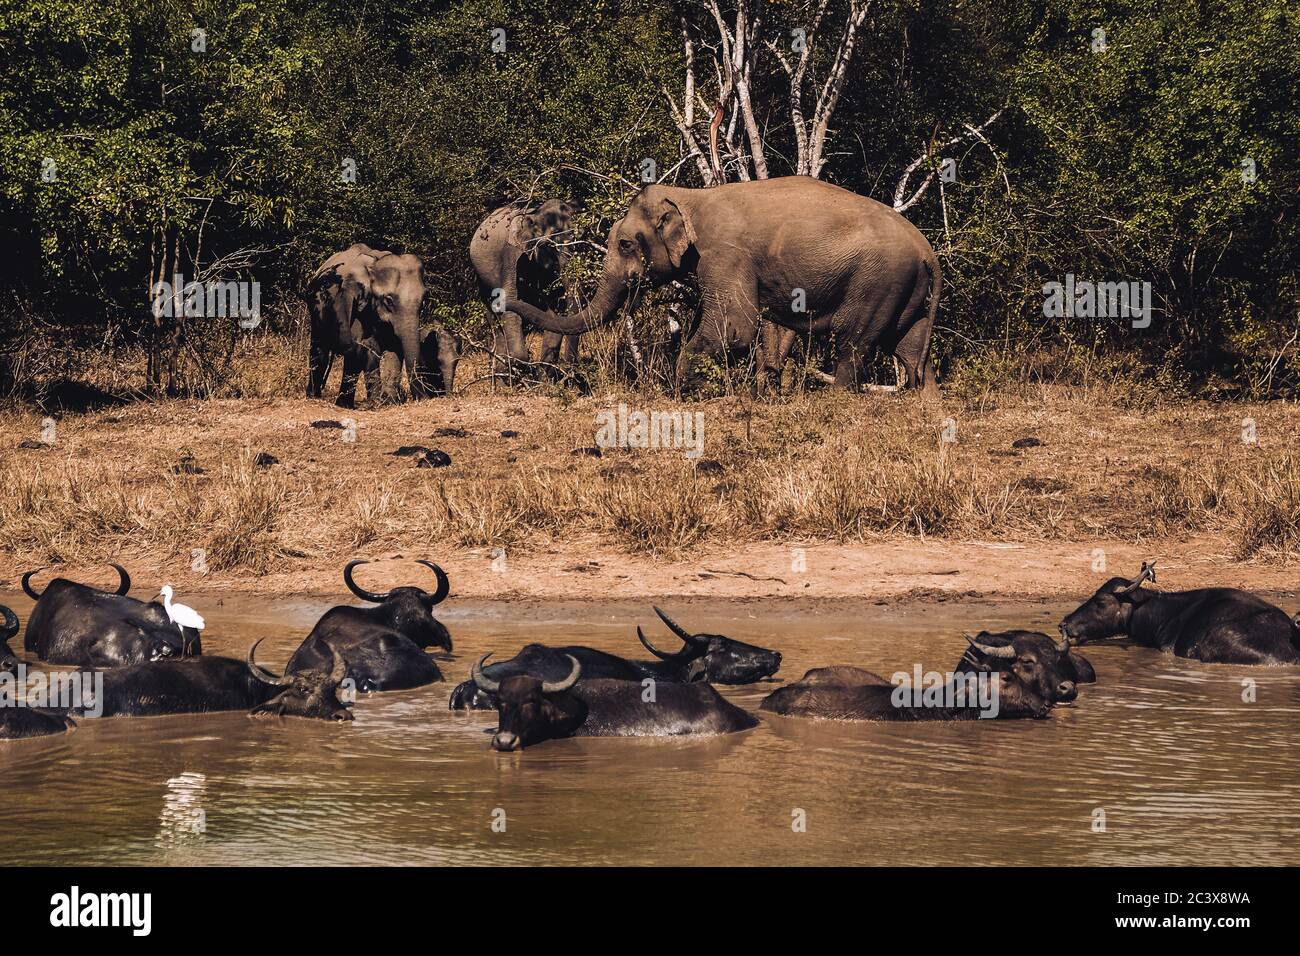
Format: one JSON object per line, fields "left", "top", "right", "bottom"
{"left": 0, "top": 0, "right": 1295, "bottom": 396}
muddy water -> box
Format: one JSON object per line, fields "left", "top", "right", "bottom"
{"left": 2, "top": 590, "right": 1299, "bottom": 866}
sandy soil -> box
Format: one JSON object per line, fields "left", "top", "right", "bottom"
{"left": 2, "top": 533, "right": 1293, "bottom": 604}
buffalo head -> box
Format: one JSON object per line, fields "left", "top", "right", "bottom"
{"left": 1, "top": 604, "right": 19, "bottom": 673}
{"left": 981, "top": 670, "right": 1054, "bottom": 719}
{"left": 474, "top": 652, "right": 584, "bottom": 751}
{"left": 344, "top": 558, "right": 452, "bottom": 651}
{"left": 959, "top": 630, "right": 1080, "bottom": 704}
{"left": 1060, "top": 561, "right": 1157, "bottom": 645}
{"left": 636, "top": 607, "right": 781, "bottom": 683}
{"left": 246, "top": 639, "right": 355, "bottom": 721}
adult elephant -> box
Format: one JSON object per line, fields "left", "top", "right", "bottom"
{"left": 306, "top": 243, "right": 458, "bottom": 407}
{"left": 470, "top": 199, "right": 580, "bottom": 377}
{"left": 506, "top": 178, "right": 939, "bottom": 393}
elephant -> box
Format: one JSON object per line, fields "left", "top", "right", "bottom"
{"left": 505, "top": 178, "right": 940, "bottom": 393}
{"left": 469, "top": 199, "right": 580, "bottom": 377}
{"left": 306, "top": 243, "right": 458, "bottom": 407}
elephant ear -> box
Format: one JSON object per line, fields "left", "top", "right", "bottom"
{"left": 340, "top": 261, "right": 373, "bottom": 314}
{"left": 509, "top": 213, "right": 542, "bottom": 249}
{"left": 655, "top": 198, "right": 697, "bottom": 269}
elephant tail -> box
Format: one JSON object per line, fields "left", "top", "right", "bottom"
{"left": 918, "top": 255, "right": 941, "bottom": 386}
{"left": 923, "top": 255, "right": 941, "bottom": 338}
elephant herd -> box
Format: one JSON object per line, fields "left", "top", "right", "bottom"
{"left": 306, "top": 177, "right": 942, "bottom": 405}
{"left": 4, "top": 559, "right": 1297, "bottom": 745}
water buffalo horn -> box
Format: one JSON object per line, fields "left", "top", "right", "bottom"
{"left": 964, "top": 633, "right": 1016, "bottom": 659}
{"left": 1055, "top": 628, "right": 1071, "bottom": 654}
{"left": 541, "top": 655, "right": 582, "bottom": 693}
{"left": 20, "top": 568, "right": 44, "bottom": 600}
{"left": 637, "top": 625, "right": 692, "bottom": 661}
{"left": 1118, "top": 560, "right": 1156, "bottom": 595}
{"left": 109, "top": 562, "right": 131, "bottom": 595}
{"left": 653, "top": 606, "right": 703, "bottom": 645}
{"left": 343, "top": 559, "right": 389, "bottom": 602}
{"left": 472, "top": 653, "right": 501, "bottom": 693}
{"left": 0, "top": 604, "right": 18, "bottom": 641}
{"left": 328, "top": 647, "right": 349, "bottom": 685}
{"left": 246, "top": 638, "right": 290, "bottom": 686}
{"left": 416, "top": 560, "right": 451, "bottom": 605}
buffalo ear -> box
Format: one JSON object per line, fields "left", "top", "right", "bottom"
{"left": 655, "top": 198, "right": 696, "bottom": 269}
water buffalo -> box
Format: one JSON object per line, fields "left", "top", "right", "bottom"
{"left": 1060, "top": 561, "right": 1300, "bottom": 665}
{"left": 954, "top": 630, "right": 1096, "bottom": 704}
{"left": 760, "top": 641, "right": 1055, "bottom": 722}
{"left": 634, "top": 607, "right": 782, "bottom": 683}
{"left": 447, "top": 607, "right": 782, "bottom": 710}
{"left": 473, "top": 653, "right": 759, "bottom": 751}
{"left": 1, "top": 604, "right": 19, "bottom": 673}
{"left": 74, "top": 640, "right": 353, "bottom": 721}
{"left": 0, "top": 707, "right": 76, "bottom": 740}
{"left": 283, "top": 559, "right": 451, "bottom": 691}
{"left": 22, "top": 564, "right": 200, "bottom": 666}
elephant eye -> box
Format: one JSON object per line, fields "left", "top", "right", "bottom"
{"left": 618, "top": 238, "right": 636, "bottom": 255}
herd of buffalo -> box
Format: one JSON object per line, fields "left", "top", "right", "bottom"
{"left": 2, "top": 559, "right": 1299, "bottom": 748}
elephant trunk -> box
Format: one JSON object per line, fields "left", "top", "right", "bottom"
{"left": 508, "top": 275, "right": 628, "bottom": 335}
{"left": 400, "top": 324, "right": 428, "bottom": 399}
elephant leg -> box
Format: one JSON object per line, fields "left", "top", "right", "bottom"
{"left": 677, "top": 266, "right": 762, "bottom": 395}
{"left": 894, "top": 318, "right": 938, "bottom": 393}
{"left": 561, "top": 334, "right": 579, "bottom": 364}
{"left": 498, "top": 247, "right": 530, "bottom": 368}
{"left": 337, "top": 347, "right": 365, "bottom": 409}
{"left": 486, "top": 307, "right": 508, "bottom": 382}
{"left": 308, "top": 336, "right": 333, "bottom": 398}
{"left": 374, "top": 347, "right": 402, "bottom": 405}
{"left": 758, "top": 322, "right": 795, "bottom": 395}
{"left": 832, "top": 351, "right": 863, "bottom": 389}
{"left": 559, "top": 277, "right": 581, "bottom": 364}
{"left": 537, "top": 330, "right": 564, "bottom": 376}
{"left": 505, "top": 312, "right": 530, "bottom": 365}
{"left": 676, "top": 310, "right": 757, "bottom": 395}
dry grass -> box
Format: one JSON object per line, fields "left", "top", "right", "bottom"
{"left": 0, "top": 449, "right": 296, "bottom": 574}
{"left": 1233, "top": 453, "right": 1300, "bottom": 559}
{"left": 7, "top": 338, "right": 1300, "bottom": 575}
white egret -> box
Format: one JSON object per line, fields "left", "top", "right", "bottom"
{"left": 156, "top": 584, "right": 205, "bottom": 651}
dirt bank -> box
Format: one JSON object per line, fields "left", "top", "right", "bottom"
{"left": 0, "top": 535, "right": 1295, "bottom": 604}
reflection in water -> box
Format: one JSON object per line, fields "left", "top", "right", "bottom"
{"left": 156, "top": 772, "right": 207, "bottom": 850}
{"left": 1, "top": 591, "right": 1298, "bottom": 866}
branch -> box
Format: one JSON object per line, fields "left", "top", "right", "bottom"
{"left": 808, "top": 0, "right": 870, "bottom": 178}
{"left": 893, "top": 108, "right": 1005, "bottom": 213}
